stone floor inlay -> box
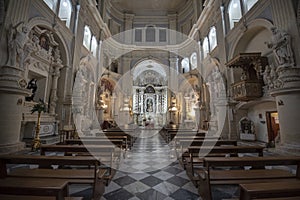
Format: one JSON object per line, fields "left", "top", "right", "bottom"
{"left": 100, "top": 129, "right": 201, "bottom": 200}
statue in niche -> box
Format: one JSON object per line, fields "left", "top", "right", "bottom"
{"left": 6, "top": 22, "right": 30, "bottom": 68}
{"left": 25, "top": 78, "right": 37, "bottom": 101}
{"left": 146, "top": 99, "right": 153, "bottom": 112}
{"left": 265, "top": 27, "right": 295, "bottom": 66}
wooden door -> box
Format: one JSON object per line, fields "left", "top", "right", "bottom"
{"left": 266, "top": 111, "right": 280, "bottom": 143}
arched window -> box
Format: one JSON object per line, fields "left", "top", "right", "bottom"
{"left": 243, "top": 0, "right": 258, "bottom": 12}
{"left": 228, "top": 0, "right": 242, "bottom": 30}
{"left": 43, "top": 0, "right": 57, "bottom": 11}
{"left": 208, "top": 26, "right": 217, "bottom": 50}
{"left": 146, "top": 26, "right": 155, "bottom": 42}
{"left": 58, "top": 0, "right": 72, "bottom": 28}
{"left": 83, "top": 26, "right": 92, "bottom": 50}
{"left": 202, "top": 37, "right": 209, "bottom": 58}
{"left": 91, "top": 36, "right": 98, "bottom": 57}
{"left": 190, "top": 52, "right": 197, "bottom": 70}
{"left": 181, "top": 58, "right": 190, "bottom": 73}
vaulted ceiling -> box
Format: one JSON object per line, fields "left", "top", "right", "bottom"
{"left": 109, "top": 0, "right": 189, "bottom": 15}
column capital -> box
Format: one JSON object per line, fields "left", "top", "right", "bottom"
{"left": 124, "top": 13, "right": 135, "bottom": 21}
{"left": 167, "top": 13, "right": 177, "bottom": 21}
{"left": 169, "top": 56, "right": 179, "bottom": 63}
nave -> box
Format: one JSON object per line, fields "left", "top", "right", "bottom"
{"left": 3, "top": 127, "right": 298, "bottom": 200}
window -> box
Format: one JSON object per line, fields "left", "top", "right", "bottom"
{"left": 43, "top": 0, "right": 57, "bottom": 11}
{"left": 228, "top": 0, "right": 242, "bottom": 30}
{"left": 44, "top": 0, "right": 72, "bottom": 28}
{"left": 159, "top": 29, "right": 167, "bottom": 42}
{"left": 91, "top": 36, "right": 98, "bottom": 57}
{"left": 190, "top": 52, "right": 197, "bottom": 70}
{"left": 202, "top": 37, "right": 209, "bottom": 58}
{"left": 146, "top": 26, "right": 155, "bottom": 42}
{"left": 243, "top": 0, "right": 258, "bottom": 12}
{"left": 208, "top": 26, "right": 217, "bottom": 50}
{"left": 58, "top": 0, "right": 72, "bottom": 28}
{"left": 83, "top": 26, "right": 92, "bottom": 49}
{"left": 181, "top": 58, "right": 190, "bottom": 73}
{"left": 135, "top": 29, "right": 142, "bottom": 42}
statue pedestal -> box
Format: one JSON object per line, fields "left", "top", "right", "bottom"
{"left": 0, "top": 66, "right": 30, "bottom": 154}
{"left": 270, "top": 67, "right": 300, "bottom": 155}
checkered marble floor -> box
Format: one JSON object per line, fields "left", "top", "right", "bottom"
{"left": 101, "top": 129, "right": 201, "bottom": 200}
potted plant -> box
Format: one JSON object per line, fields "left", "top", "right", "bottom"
{"left": 31, "top": 99, "right": 47, "bottom": 151}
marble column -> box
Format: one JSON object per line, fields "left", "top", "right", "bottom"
{"left": 0, "top": 66, "right": 30, "bottom": 153}
{"left": 169, "top": 56, "right": 179, "bottom": 94}
{"left": 49, "top": 66, "right": 61, "bottom": 114}
{"left": 184, "top": 96, "right": 189, "bottom": 120}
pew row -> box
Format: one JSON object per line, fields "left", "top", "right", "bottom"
{"left": 239, "top": 180, "right": 300, "bottom": 200}
{"left": 0, "top": 155, "right": 105, "bottom": 200}
{"left": 197, "top": 156, "right": 300, "bottom": 200}
{"left": 40, "top": 144, "right": 118, "bottom": 186}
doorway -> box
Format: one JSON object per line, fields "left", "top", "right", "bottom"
{"left": 266, "top": 111, "right": 280, "bottom": 143}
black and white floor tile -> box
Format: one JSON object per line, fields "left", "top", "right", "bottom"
{"left": 99, "top": 129, "right": 201, "bottom": 200}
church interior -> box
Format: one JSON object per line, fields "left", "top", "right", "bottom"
{"left": 0, "top": 0, "right": 300, "bottom": 199}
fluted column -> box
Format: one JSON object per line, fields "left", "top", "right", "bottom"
{"left": 124, "top": 13, "right": 134, "bottom": 44}
{"left": 168, "top": 14, "right": 177, "bottom": 45}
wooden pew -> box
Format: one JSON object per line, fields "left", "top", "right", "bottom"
{"left": 79, "top": 135, "right": 128, "bottom": 150}
{"left": 186, "top": 145, "right": 264, "bottom": 187}
{"left": 168, "top": 130, "right": 207, "bottom": 143}
{"left": 64, "top": 139, "right": 125, "bottom": 151}
{"left": 40, "top": 144, "right": 117, "bottom": 186}
{"left": 0, "top": 178, "right": 69, "bottom": 200}
{"left": 197, "top": 156, "right": 300, "bottom": 200}
{"left": 0, "top": 155, "right": 105, "bottom": 200}
{"left": 0, "top": 195, "right": 83, "bottom": 200}
{"left": 177, "top": 140, "right": 237, "bottom": 169}
{"left": 162, "top": 128, "right": 200, "bottom": 143}
{"left": 188, "top": 145, "right": 264, "bottom": 157}
{"left": 239, "top": 180, "right": 300, "bottom": 200}
{"left": 102, "top": 131, "right": 136, "bottom": 149}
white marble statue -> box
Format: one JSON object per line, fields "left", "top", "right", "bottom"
{"left": 265, "top": 27, "right": 294, "bottom": 66}
{"left": 6, "top": 22, "right": 30, "bottom": 68}
{"left": 72, "top": 69, "right": 87, "bottom": 134}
